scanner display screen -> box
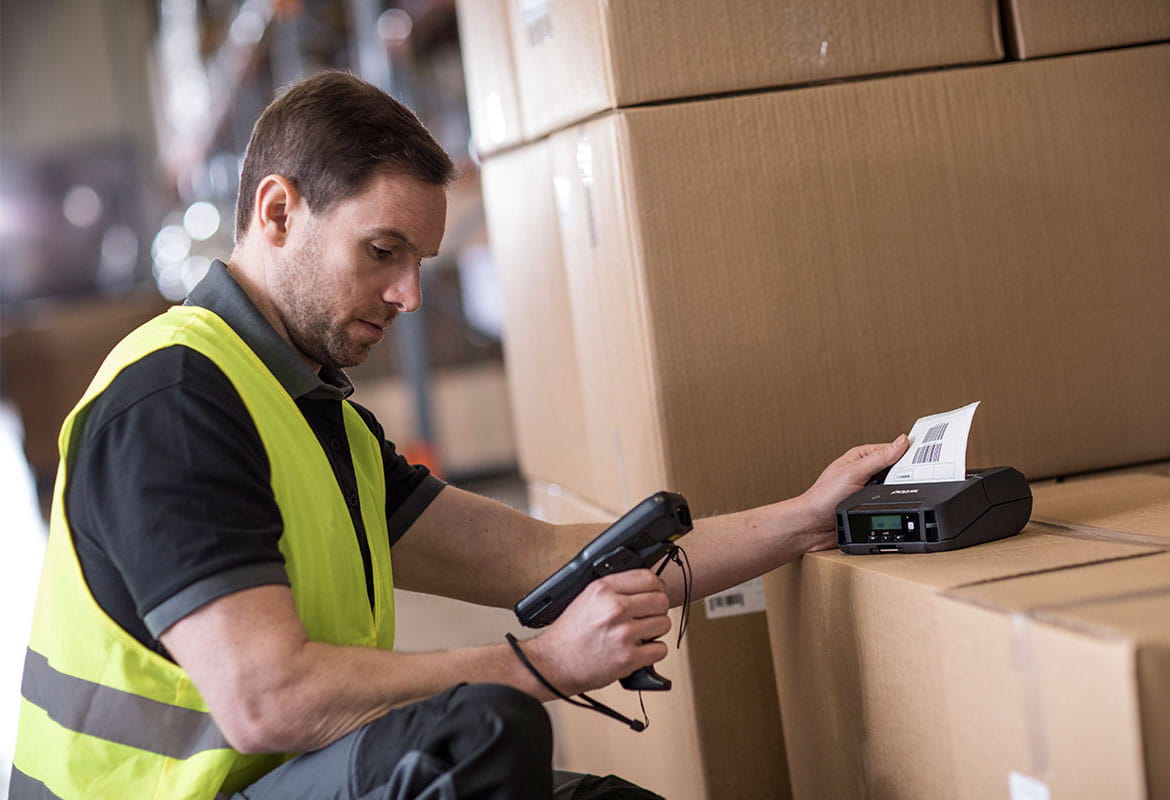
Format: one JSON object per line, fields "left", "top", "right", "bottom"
{"left": 870, "top": 515, "right": 901, "bottom": 530}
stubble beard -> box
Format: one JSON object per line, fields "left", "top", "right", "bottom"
{"left": 273, "top": 231, "right": 373, "bottom": 370}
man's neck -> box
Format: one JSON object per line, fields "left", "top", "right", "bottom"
{"left": 225, "top": 245, "right": 322, "bottom": 375}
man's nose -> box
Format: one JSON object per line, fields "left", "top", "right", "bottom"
{"left": 383, "top": 266, "right": 422, "bottom": 313}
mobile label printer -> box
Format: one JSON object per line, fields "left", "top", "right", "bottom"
{"left": 836, "top": 466, "right": 1032, "bottom": 554}
{"left": 836, "top": 402, "right": 1032, "bottom": 554}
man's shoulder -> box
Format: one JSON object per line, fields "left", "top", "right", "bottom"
{"left": 83, "top": 344, "right": 243, "bottom": 432}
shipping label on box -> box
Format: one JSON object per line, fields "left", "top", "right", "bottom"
{"left": 705, "top": 577, "right": 766, "bottom": 619}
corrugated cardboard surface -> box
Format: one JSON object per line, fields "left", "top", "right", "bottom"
{"left": 506, "top": 0, "right": 1003, "bottom": 143}
{"left": 765, "top": 473, "right": 1170, "bottom": 799}
{"left": 480, "top": 143, "right": 595, "bottom": 498}
{"left": 528, "top": 480, "right": 791, "bottom": 800}
{"left": 1002, "top": 0, "right": 1170, "bottom": 58}
{"left": 541, "top": 44, "right": 1170, "bottom": 517}
{"left": 455, "top": 0, "right": 524, "bottom": 155}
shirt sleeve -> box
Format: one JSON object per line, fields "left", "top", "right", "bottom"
{"left": 66, "top": 346, "right": 290, "bottom": 649}
{"left": 346, "top": 400, "right": 446, "bottom": 547}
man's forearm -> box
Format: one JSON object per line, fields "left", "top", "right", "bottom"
{"left": 660, "top": 496, "right": 827, "bottom": 607}
{"left": 232, "top": 638, "right": 551, "bottom": 754}
{"left": 161, "top": 585, "right": 552, "bottom": 755}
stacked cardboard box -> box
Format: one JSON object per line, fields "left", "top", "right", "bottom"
{"left": 461, "top": 0, "right": 1005, "bottom": 155}
{"left": 494, "top": 45, "right": 1170, "bottom": 516}
{"left": 765, "top": 471, "right": 1170, "bottom": 799}
{"left": 466, "top": 5, "right": 1007, "bottom": 798}
{"left": 459, "top": 3, "right": 1170, "bottom": 798}
{"left": 1001, "top": 0, "right": 1170, "bottom": 58}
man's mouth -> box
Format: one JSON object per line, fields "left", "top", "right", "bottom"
{"left": 356, "top": 320, "right": 387, "bottom": 340}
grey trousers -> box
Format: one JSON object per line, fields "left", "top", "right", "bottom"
{"left": 233, "top": 683, "right": 553, "bottom": 800}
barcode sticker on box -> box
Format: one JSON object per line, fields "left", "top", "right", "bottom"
{"left": 1009, "top": 772, "right": 1050, "bottom": 800}
{"left": 705, "top": 578, "right": 766, "bottom": 619}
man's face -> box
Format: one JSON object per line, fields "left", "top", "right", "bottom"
{"left": 270, "top": 172, "right": 447, "bottom": 370}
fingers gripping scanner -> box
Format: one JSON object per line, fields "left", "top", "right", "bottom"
{"left": 515, "top": 491, "right": 692, "bottom": 691}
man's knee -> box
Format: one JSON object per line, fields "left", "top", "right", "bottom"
{"left": 450, "top": 683, "right": 551, "bottom": 745}
{"left": 352, "top": 684, "right": 553, "bottom": 798}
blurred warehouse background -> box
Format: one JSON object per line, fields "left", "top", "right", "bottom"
{"left": 1, "top": 0, "right": 520, "bottom": 788}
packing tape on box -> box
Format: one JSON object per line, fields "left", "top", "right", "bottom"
{"left": 519, "top": 0, "right": 552, "bottom": 46}
{"left": 575, "top": 133, "right": 599, "bottom": 249}
{"left": 1010, "top": 611, "right": 1050, "bottom": 787}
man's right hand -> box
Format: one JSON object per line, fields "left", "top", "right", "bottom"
{"left": 523, "top": 569, "right": 672, "bottom": 696}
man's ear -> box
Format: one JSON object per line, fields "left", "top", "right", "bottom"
{"left": 253, "top": 175, "right": 302, "bottom": 247}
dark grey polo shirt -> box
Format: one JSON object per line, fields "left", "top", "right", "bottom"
{"left": 65, "top": 260, "right": 444, "bottom": 659}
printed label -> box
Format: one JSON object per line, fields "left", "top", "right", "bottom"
{"left": 705, "top": 578, "right": 766, "bottom": 619}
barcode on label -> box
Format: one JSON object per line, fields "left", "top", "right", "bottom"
{"left": 705, "top": 578, "right": 766, "bottom": 619}
{"left": 923, "top": 422, "right": 948, "bottom": 443}
{"left": 912, "top": 443, "right": 943, "bottom": 464}
{"left": 709, "top": 593, "right": 745, "bottom": 609}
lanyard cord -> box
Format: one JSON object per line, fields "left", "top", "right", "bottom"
{"left": 505, "top": 632, "right": 649, "bottom": 731}
{"left": 506, "top": 544, "right": 692, "bottom": 733}
{"left": 655, "top": 544, "right": 692, "bottom": 647}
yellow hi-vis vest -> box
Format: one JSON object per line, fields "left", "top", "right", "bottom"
{"left": 12, "top": 306, "right": 396, "bottom": 799}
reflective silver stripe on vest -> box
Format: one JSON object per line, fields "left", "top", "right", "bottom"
{"left": 21, "top": 648, "right": 233, "bottom": 759}
{"left": 8, "top": 766, "right": 64, "bottom": 799}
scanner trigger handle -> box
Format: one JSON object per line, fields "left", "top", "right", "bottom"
{"left": 620, "top": 665, "right": 672, "bottom": 692}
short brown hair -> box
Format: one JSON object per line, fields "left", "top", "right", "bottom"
{"left": 235, "top": 71, "right": 455, "bottom": 240}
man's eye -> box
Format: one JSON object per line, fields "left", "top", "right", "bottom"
{"left": 372, "top": 245, "right": 396, "bottom": 260}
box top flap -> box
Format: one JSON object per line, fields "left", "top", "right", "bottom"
{"left": 1031, "top": 473, "right": 1170, "bottom": 540}
{"left": 947, "top": 551, "right": 1170, "bottom": 613}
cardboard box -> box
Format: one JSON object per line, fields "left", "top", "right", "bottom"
{"left": 489, "top": 44, "right": 1170, "bottom": 517}
{"left": 1002, "top": 0, "right": 1170, "bottom": 58}
{"left": 351, "top": 362, "right": 518, "bottom": 476}
{"left": 455, "top": 0, "right": 525, "bottom": 156}
{"left": 764, "top": 472, "right": 1170, "bottom": 799}
{"left": 459, "top": 0, "right": 1003, "bottom": 146}
{"left": 528, "top": 480, "right": 791, "bottom": 800}
{"left": 480, "top": 141, "right": 597, "bottom": 498}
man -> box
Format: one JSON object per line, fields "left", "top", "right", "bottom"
{"left": 11, "top": 71, "right": 908, "bottom": 799}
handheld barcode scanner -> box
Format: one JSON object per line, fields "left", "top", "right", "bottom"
{"left": 510, "top": 492, "right": 692, "bottom": 733}
{"left": 836, "top": 466, "right": 1031, "bottom": 554}
{"left": 515, "top": 492, "right": 692, "bottom": 690}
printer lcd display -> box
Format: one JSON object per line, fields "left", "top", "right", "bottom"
{"left": 848, "top": 511, "right": 921, "bottom": 543}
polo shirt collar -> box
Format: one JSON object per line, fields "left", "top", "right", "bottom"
{"left": 185, "top": 260, "right": 354, "bottom": 401}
